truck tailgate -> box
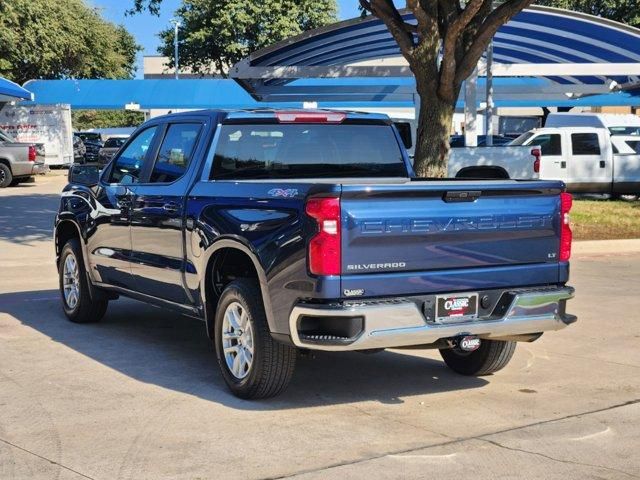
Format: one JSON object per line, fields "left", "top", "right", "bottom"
{"left": 341, "top": 180, "right": 565, "bottom": 296}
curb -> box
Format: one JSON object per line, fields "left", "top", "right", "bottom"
{"left": 573, "top": 238, "right": 640, "bottom": 256}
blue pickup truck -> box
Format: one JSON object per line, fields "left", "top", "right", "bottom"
{"left": 55, "top": 109, "right": 576, "bottom": 399}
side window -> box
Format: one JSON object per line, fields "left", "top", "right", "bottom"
{"left": 531, "top": 134, "right": 561, "bottom": 156}
{"left": 149, "top": 123, "right": 202, "bottom": 183}
{"left": 571, "top": 133, "right": 601, "bottom": 155}
{"left": 625, "top": 140, "right": 640, "bottom": 154}
{"left": 109, "top": 127, "right": 157, "bottom": 184}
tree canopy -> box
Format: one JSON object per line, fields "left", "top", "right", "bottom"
{"left": 0, "top": 0, "right": 140, "bottom": 85}
{"left": 157, "top": 0, "right": 338, "bottom": 76}
{"left": 71, "top": 110, "right": 145, "bottom": 130}
{"left": 359, "top": 0, "right": 532, "bottom": 176}
{"left": 538, "top": 0, "right": 640, "bottom": 28}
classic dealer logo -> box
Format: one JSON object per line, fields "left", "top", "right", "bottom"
{"left": 443, "top": 297, "right": 470, "bottom": 313}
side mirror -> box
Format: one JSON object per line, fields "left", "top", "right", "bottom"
{"left": 68, "top": 164, "right": 101, "bottom": 186}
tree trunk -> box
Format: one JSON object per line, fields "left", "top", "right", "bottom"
{"left": 413, "top": 92, "right": 455, "bottom": 178}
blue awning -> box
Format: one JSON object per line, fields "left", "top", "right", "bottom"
{"left": 20, "top": 77, "right": 640, "bottom": 109}
{"left": 0, "top": 77, "right": 33, "bottom": 102}
{"left": 21, "top": 79, "right": 299, "bottom": 110}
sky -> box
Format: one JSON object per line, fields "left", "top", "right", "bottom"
{"left": 90, "top": 0, "right": 362, "bottom": 77}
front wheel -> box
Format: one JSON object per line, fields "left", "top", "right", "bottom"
{"left": 214, "top": 279, "right": 296, "bottom": 399}
{"left": 59, "top": 239, "right": 108, "bottom": 323}
{"left": 440, "top": 339, "right": 516, "bottom": 376}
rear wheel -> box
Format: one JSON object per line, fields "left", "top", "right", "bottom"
{"left": 440, "top": 339, "right": 516, "bottom": 376}
{"left": 214, "top": 279, "right": 296, "bottom": 399}
{"left": 59, "top": 239, "right": 108, "bottom": 323}
{"left": 0, "top": 164, "right": 13, "bottom": 188}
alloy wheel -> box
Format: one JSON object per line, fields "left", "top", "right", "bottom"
{"left": 62, "top": 253, "right": 80, "bottom": 309}
{"left": 221, "top": 301, "right": 254, "bottom": 380}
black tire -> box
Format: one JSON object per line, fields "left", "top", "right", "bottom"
{"left": 214, "top": 279, "right": 296, "bottom": 399}
{"left": 0, "top": 163, "right": 13, "bottom": 188}
{"left": 58, "top": 238, "right": 108, "bottom": 323}
{"left": 440, "top": 339, "right": 516, "bottom": 376}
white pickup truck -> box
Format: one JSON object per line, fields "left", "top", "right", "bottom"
{"left": 508, "top": 126, "right": 640, "bottom": 195}
{"left": 447, "top": 113, "right": 640, "bottom": 195}
{"left": 448, "top": 144, "right": 540, "bottom": 180}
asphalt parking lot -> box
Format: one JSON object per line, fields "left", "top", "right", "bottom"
{"left": 1, "top": 173, "right": 639, "bottom": 480}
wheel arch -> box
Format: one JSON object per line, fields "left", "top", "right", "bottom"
{"left": 55, "top": 219, "right": 83, "bottom": 264}
{"left": 200, "top": 238, "right": 275, "bottom": 339}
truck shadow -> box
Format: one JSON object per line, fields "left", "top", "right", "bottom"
{"left": 0, "top": 193, "right": 60, "bottom": 244}
{"left": 1, "top": 289, "right": 488, "bottom": 410}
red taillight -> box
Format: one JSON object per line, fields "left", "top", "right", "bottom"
{"left": 531, "top": 148, "right": 541, "bottom": 173}
{"left": 560, "top": 192, "right": 573, "bottom": 261}
{"left": 306, "top": 197, "right": 341, "bottom": 275}
{"left": 276, "top": 111, "right": 346, "bottom": 124}
{"left": 28, "top": 145, "right": 36, "bottom": 162}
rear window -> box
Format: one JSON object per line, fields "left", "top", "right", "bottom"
{"left": 104, "top": 137, "right": 127, "bottom": 148}
{"left": 78, "top": 132, "right": 102, "bottom": 143}
{"left": 211, "top": 123, "right": 407, "bottom": 179}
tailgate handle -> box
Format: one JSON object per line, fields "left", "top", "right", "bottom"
{"left": 443, "top": 191, "right": 481, "bottom": 203}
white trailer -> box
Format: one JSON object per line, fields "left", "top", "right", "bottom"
{"left": 0, "top": 104, "right": 73, "bottom": 166}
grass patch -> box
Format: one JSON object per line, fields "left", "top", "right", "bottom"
{"left": 571, "top": 199, "right": 640, "bottom": 240}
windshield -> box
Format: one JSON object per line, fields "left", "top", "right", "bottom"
{"left": 509, "top": 131, "right": 535, "bottom": 145}
{"left": 211, "top": 123, "right": 407, "bottom": 179}
{"left": 0, "top": 128, "right": 15, "bottom": 142}
{"left": 104, "top": 137, "right": 127, "bottom": 148}
{"left": 609, "top": 126, "right": 640, "bottom": 135}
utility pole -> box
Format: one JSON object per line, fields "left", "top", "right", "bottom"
{"left": 170, "top": 18, "right": 181, "bottom": 80}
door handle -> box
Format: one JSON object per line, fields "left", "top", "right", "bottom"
{"left": 162, "top": 202, "right": 179, "bottom": 213}
{"left": 560, "top": 161, "right": 567, "bottom": 169}
{"left": 600, "top": 160, "right": 606, "bottom": 168}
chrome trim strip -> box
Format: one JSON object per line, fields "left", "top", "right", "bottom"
{"left": 289, "top": 287, "right": 575, "bottom": 351}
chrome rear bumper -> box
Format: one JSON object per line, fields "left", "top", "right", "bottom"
{"left": 289, "top": 287, "right": 575, "bottom": 351}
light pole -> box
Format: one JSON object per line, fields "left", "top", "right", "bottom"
{"left": 170, "top": 18, "right": 181, "bottom": 80}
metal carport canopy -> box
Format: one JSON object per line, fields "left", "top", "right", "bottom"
{"left": 231, "top": 5, "right": 640, "bottom": 103}
{"left": 0, "top": 77, "right": 33, "bottom": 102}
{"left": 20, "top": 79, "right": 303, "bottom": 110}
{"left": 18, "top": 78, "right": 640, "bottom": 109}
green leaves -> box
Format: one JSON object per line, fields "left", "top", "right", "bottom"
{"left": 157, "top": 0, "right": 337, "bottom": 76}
{"left": 0, "top": 0, "right": 140, "bottom": 85}
{"left": 537, "top": 0, "right": 640, "bottom": 28}
{"left": 71, "top": 110, "right": 145, "bottom": 130}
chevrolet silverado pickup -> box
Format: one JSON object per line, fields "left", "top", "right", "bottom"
{"left": 55, "top": 110, "right": 576, "bottom": 399}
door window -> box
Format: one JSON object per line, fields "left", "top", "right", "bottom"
{"left": 624, "top": 140, "right": 640, "bottom": 154}
{"left": 149, "top": 123, "right": 202, "bottom": 183}
{"left": 530, "top": 134, "right": 561, "bottom": 156}
{"left": 571, "top": 133, "right": 601, "bottom": 155}
{"left": 109, "top": 127, "right": 158, "bottom": 184}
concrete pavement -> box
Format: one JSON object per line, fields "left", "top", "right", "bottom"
{"left": 0, "top": 174, "right": 638, "bottom": 479}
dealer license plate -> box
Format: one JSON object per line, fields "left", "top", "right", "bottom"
{"left": 435, "top": 293, "right": 479, "bottom": 323}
